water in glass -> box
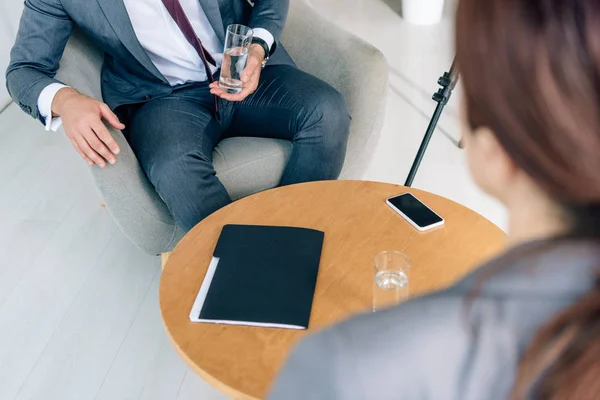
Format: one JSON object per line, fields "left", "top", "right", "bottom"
{"left": 219, "top": 46, "right": 249, "bottom": 94}
{"left": 373, "top": 270, "right": 409, "bottom": 312}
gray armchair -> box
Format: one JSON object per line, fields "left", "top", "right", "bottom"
{"left": 55, "top": 0, "right": 388, "bottom": 256}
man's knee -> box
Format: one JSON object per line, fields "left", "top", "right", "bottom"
{"left": 152, "top": 156, "right": 227, "bottom": 231}
{"left": 290, "top": 86, "right": 350, "bottom": 181}
{"left": 310, "top": 87, "right": 351, "bottom": 152}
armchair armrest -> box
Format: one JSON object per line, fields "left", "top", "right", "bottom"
{"left": 55, "top": 28, "right": 183, "bottom": 255}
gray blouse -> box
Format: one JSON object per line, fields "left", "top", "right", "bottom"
{"left": 269, "top": 239, "right": 599, "bottom": 400}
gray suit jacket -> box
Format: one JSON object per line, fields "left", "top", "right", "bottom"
{"left": 5, "top": 0, "right": 293, "bottom": 124}
{"left": 270, "top": 239, "right": 599, "bottom": 399}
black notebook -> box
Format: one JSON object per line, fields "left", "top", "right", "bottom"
{"left": 189, "top": 224, "right": 325, "bottom": 330}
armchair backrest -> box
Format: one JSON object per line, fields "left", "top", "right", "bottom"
{"left": 281, "top": 0, "right": 388, "bottom": 179}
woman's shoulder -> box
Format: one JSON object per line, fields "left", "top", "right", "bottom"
{"left": 332, "top": 290, "right": 472, "bottom": 359}
{"left": 319, "top": 292, "right": 475, "bottom": 398}
{"left": 335, "top": 290, "right": 468, "bottom": 340}
{"left": 270, "top": 293, "right": 473, "bottom": 400}
{"left": 317, "top": 239, "right": 600, "bottom": 398}
{"left": 327, "top": 239, "right": 600, "bottom": 356}
{"left": 270, "top": 240, "right": 599, "bottom": 399}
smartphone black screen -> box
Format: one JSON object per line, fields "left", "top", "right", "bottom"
{"left": 388, "top": 193, "right": 443, "bottom": 228}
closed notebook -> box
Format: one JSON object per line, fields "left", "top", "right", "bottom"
{"left": 189, "top": 224, "right": 325, "bottom": 330}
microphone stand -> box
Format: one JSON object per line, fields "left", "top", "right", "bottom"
{"left": 404, "top": 59, "right": 460, "bottom": 187}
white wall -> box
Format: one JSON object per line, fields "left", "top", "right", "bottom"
{"left": 1, "top": 0, "right": 25, "bottom": 110}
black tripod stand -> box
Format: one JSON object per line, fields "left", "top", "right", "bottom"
{"left": 404, "top": 59, "right": 460, "bottom": 187}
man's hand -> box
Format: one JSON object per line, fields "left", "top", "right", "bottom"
{"left": 209, "top": 44, "right": 265, "bottom": 102}
{"left": 53, "top": 87, "right": 125, "bottom": 168}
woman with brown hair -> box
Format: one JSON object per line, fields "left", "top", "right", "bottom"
{"left": 269, "top": 0, "right": 600, "bottom": 398}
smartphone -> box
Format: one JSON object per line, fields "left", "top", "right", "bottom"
{"left": 386, "top": 193, "right": 445, "bottom": 231}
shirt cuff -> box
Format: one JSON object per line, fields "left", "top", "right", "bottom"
{"left": 252, "top": 28, "right": 275, "bottom": 52}
{"left": 38, "top": 83, "right": 68, "bottom": 132}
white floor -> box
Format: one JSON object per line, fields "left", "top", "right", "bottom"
{"left": 0, "top": 1, "right": 506, "bottom": 399}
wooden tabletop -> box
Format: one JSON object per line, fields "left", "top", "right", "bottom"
{"left": 159, "top": 181, "right": 506, "bottom": 399}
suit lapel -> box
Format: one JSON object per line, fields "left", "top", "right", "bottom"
{"left": 199, "top": 0, "right": 226, "bottom": 44}
{"left": 95, "top": 0, "right": 166, "bottom": 83}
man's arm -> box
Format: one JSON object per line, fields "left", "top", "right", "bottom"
{"left": 209, "top": 0, "right": 290, "bottom": 102}
{"left": 6, "top": 0, "right": 73, "bottom": 122}
{"left": 248, "top": 0, "right": 289, "bottom": 46}
{"left": 6, "top": 0, "right": 124, "bottom": 168}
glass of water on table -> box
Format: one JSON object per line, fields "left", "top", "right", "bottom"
{"left": 373, "top": 251, "right": 411, "bottom": 312}
{"left": 219, "top": 24, "right": 254, "bottom": 94}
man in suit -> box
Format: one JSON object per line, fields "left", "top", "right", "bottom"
{"left": 6, "top": 0, "right": 350, "bottom": 231}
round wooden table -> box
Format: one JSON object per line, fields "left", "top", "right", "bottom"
{"left": 160, "top": 181, "right": 506, "bottom": 399}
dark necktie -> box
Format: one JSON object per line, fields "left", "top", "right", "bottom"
{"left": 160, "top": 0, "right": 220, "bottom": 114}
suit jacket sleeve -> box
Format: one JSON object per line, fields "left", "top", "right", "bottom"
{"left": 5, "top": 0, "right": 73, "bottom": 122}
{"left": 248, "top": 0, "right": 289, "bottom": 44}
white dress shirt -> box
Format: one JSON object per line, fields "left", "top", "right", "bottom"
{"left": 39, "top": 0, "right": 273, "bottom": 131}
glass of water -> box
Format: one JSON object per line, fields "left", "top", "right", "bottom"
{"left": 219, "top": 24, "right": 253, "bottom": 94}
{"left": 373, "top": 251, "right": 410, "bottom": 312}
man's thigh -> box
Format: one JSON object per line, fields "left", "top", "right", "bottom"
{"left": 224, "top": 65, "right": 349, "bottom": 141}
{"left": 124, "top": 96, "right": 232, "bottom": 230}
{"left": 125, "top": 96, "right": 223, "bottom": 184}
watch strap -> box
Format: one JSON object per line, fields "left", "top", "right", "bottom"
{"left": 251, "top": 37, "right": 272, "bottom": 62}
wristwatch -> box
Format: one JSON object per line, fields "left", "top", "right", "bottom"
{"left": 251, "top": 37, "right": 271, "bottom": 68}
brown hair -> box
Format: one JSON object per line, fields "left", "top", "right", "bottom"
{"left": 456, "top": 0, "right": 600, "bottom": 398}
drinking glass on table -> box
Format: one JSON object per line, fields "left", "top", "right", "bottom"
{"left": 373, "top": 251, "right": 411, "bottom": 312}
{"left": 219, "top": 24, "right": 254, "bottom": 94}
